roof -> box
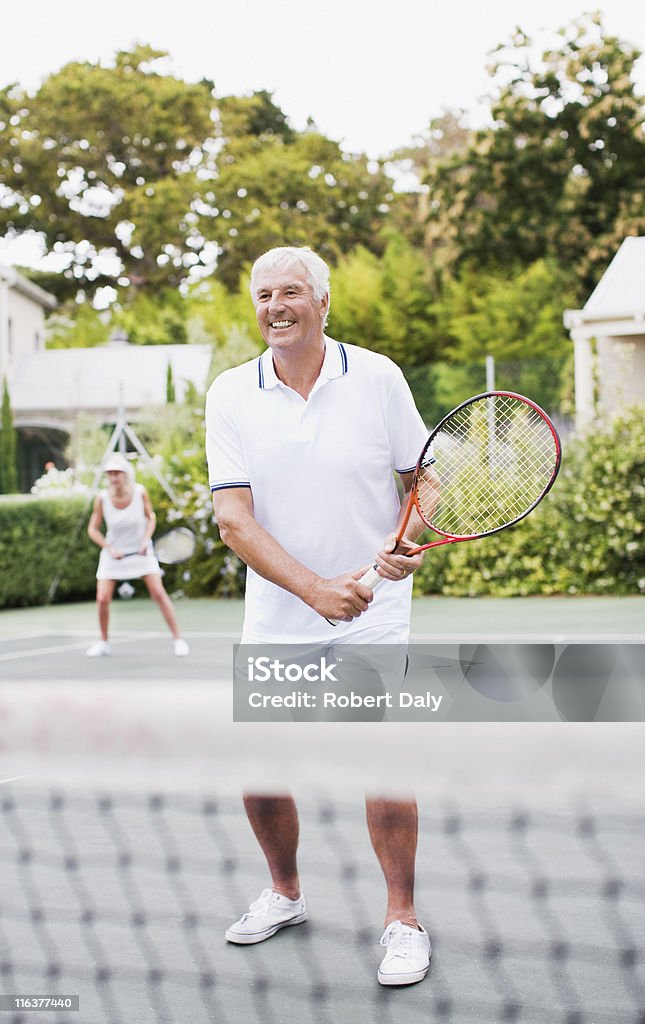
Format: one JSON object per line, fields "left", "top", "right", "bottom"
{"left": 583, "top": 236, "right": 645, "bottom": 319}
{"left": 10, "top": 343, "right": 212, "bottom": 416}
{"left": 0, "top": 264, "right": 58, "bottom": 310}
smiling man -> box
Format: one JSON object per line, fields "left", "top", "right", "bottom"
{"left": 205, "top": 246, "right": 433, "bottom": 986}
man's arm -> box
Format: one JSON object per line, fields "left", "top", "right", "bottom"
{"left": 212, "top": 487, "right": 374, "bottom": 623}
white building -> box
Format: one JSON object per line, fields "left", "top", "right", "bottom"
{"left": 0, "top": 265, "right": 57, "bottom": 381}
{"left": 10, "top": 338, "right": 212, "bottom": 487}
{"left": 0, "top": 265, "right": 213, "bottom": 488}
{"left": 564, "top": 237, "right": 645, "bottom": 428}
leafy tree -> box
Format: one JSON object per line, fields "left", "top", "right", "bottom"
{"left": 423, "top": 14, "right": 645, "bottom": 292}
{"left": 112, "top": 288, "right": 188, "bottom": 344}
{"left": 327, "top": 235, "right": 442, "bottom": 365}
{"left": 387, "top": 109, "right": 473, "bottom": 251}
{"left": 0, "top": 46, "right": 217, "bottom": 300}
{"left": 0, "top": 378, "right": 18, "bottom": 493}
{"left": 1, "top": 49, "right": 393, "bottom": 302}
{"left": 46, "top": 302, "right": 111, "bottom": 348}
{"left": 431, "top": 258, "right": 575, "bottom": 411}
{"left": 208, "top": 127, "right": 393, "bottom": 289}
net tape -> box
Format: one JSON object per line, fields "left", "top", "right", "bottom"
{"left": 417, "top": 395, "right": 558, "bottom": 536}
{"left": 1, "top": 788, "right": 643, "bottom": 1024}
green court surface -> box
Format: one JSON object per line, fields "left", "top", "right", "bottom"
{"left": 0, "top": 594, "right": 643, "bottom": 638}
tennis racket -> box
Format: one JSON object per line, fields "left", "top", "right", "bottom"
{"left": 122, "top": 527, "right": 197, "bottom": 565}
{"left": 328, "top": 391, "right": 561, "bottom": 625}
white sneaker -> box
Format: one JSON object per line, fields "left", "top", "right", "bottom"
{"left": 377, "top": 921, "right": 431, "bottom": 986}
{"left": 86, "top": 641, "right": 111, "bottom": 658}
{"left": 225, "top": 888, "right": 307, "bottom": 944}
{"left": 174, "top": 639, "right": 189, "bottom": 657}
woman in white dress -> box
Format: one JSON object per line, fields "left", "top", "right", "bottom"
{"left": 86, "top": 453, "right": 189, "bottom": 657}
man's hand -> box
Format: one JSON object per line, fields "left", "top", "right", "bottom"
{"left": 374, "top": 533, "right": 424, "bottom": 582}
{"left": 306, "top": 572, "right": 374, "bottom": 623}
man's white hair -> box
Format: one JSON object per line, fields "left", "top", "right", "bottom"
{"left": 250, "top": 246, "right": 331, "bottom": 325}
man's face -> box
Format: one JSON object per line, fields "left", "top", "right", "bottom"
{"left": 253, "top": 264, "right": 329, "bottom": 354}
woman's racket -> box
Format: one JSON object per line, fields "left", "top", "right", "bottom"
{"left": 122, "top": 527, "right": 197, "bottom": 565}
{"left": 328, "top": 391, "right": 561, "bottom": 625}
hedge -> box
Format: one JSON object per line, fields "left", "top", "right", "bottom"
{"left": 412, "top": 405, "right": 645, "bottom": 596}
{"left": 0, "top": 489, "right": 244, "bottom": 610}
{"left": 0, "top": 495, "right": 97, "bottom": 608}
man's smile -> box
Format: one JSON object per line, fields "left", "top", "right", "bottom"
{"left": 270, "top": 320, "right": 295, "bottom": 330}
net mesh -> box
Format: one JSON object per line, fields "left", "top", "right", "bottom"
{"left": 1, "top": 786, "right": 643, "bottom": 1024}
{"left": 417, "top": 394, "right": 559, "bottom": 537}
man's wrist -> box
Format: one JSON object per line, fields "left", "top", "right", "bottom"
{"left": 296, "top": 571, "right": 324, "bottom": 609}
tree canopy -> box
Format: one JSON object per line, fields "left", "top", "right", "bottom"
{"left": 2, "top": 15, "right": 644, "bottom": 420}
{"left": 0, "top": 48, "right": 390, "bottom": 300}
{"left": 421, "top": 14, "right": 645, "bottom": 293}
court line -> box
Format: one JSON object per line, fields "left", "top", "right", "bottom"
{"left": 0, "top": 634, "right": 161, "bottom": 663}
{"left": 0, "top": 632, "right": 51, "bottom": 644}
{"left": 0, "top": 631, "right": 240, "bottom": 640}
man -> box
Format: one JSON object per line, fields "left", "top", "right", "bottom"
{"left": 206, "top": 245, "right": 436, "bottom": 986}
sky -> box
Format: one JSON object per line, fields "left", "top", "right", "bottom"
{"left": 2, "top": 0, "right": 644, "bottom": 159}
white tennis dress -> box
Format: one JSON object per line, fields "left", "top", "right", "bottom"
{"left": 96, "top": 484, "right": 161, "bottom": 581}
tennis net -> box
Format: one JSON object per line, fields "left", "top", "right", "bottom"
{"left": 0, "top": 684, "right": 643, "bottom": 1024}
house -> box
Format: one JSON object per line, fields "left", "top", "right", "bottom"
{"left": 0, "top": 266, "right": 213, "bottom": 488}
{"left": 10, "top": 337, "right": 213, "bottom": 487}
{"left": 564, "top": 237, "right": 645, "bottom": 428}
{"left": 0, "top": 265, "right": 57, "bottom": 380}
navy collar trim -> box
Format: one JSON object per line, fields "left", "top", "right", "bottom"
{"left": 258, "top": 342, "right": 348, "bottom": 390}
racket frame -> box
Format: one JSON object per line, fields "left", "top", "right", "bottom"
{"left": 121, "top": 526, "right": 196, "bottom": 565}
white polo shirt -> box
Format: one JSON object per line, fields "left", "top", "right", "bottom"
{"left": 205, "top": 339, "right": 428, "bottom": 642}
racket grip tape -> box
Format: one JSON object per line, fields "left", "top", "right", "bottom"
{"left": 325, "top": 564, "right": 384, "bottom": 627}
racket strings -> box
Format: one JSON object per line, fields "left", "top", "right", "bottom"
{"left": 155, "top": 528, "right": 196, "bottom": 564}
{"left": 417, "top": 395, "right": 558, "bottom": 537}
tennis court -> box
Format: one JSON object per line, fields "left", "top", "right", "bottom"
{"left": 1, "top": 595, "right": 644, "bottom": 1023}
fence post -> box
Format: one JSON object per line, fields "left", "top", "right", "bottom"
{"left": 485, "top": 354, "right": 495, "bottom": 392}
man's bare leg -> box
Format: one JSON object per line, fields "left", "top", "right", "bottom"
{"left": 243, "top": 794, "right": 301, "bottom": 899}
{"left": 365, "top": 797, "right": 419, "bottom": 928}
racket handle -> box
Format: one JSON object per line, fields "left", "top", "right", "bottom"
{"left": 325, "top": 564, "right": 384, "bottom": 627}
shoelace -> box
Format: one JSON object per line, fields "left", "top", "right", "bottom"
{"left": 241, "top": 888, "right": 275, "bottom": 922}
{"left": 380, "top": 921, "right": 413, "bottom": 952}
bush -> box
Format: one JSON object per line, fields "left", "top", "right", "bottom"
{"left": 413, "top": 406, "right": 645, "bottom": 596}
{"left": 0, "top": 495, "right": 97, "bottom": 608}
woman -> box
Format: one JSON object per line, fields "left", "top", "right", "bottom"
{"left": 86, "top": 452, "right": 189, "bottom": 657}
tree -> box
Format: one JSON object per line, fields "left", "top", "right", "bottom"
{"left": 422, "top": 14, "right": 645, "bottom": 292}
{"left": 166, "top": 361, "right": 176, "bottom": 404}
{"left": 0, "top": 378, "right": 18, "bottom": 493}
{"left": 1, "top": 49, "right": 393, "bottom": 302}
{"left": 431, "top": 259, "right": 575, "bottom": 411}
{"left": 386, "top": 109, "right": 473, "bottom": 251}
{"left": 328, "top": 235, "right": 442, "bottom": 366}
{"left": 206, "top": 126, "right": 393, "bottom": 290}
{"left": 0, "top": 46, "right": 217, "bottom": 300}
